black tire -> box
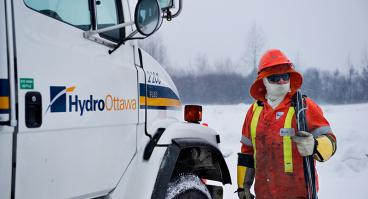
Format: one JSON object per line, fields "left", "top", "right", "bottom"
{"left": 165, "top": 173, "right": 212, "bottom": 199}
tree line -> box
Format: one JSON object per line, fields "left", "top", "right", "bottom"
{"left": 139, "top": 26, "right": 368, "bottom": 105}
{"left": 171, "top": 65, "right": 368, "bottom": 104}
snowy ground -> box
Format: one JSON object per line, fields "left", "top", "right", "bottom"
{"left": 202, "top": 103, "right": 368, "bottom": 199}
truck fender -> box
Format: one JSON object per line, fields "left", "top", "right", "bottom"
{"left": 151, "top": 138, "right": 232, "bottom": 199}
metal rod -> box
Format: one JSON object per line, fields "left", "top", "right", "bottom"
{"left": 83, "top": 21, "right": 134, "bottom": 38}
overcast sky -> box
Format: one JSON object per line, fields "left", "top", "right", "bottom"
{"left": 157, "top": 0, "right": 368, "bottom": 74}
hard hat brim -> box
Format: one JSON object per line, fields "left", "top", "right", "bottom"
{"left": 250, "top": 64, "right": 303, "bottom": 101}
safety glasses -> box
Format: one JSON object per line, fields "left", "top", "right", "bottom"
{"left": 267, "top": 73, "right": 290, "bottom": 83}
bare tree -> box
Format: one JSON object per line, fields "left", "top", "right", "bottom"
{"left": 193, "top": 53, "right": 210, "bottom": 75}
{"left": 243, "top": 24, "right": 266, "bottom": 76}
{"left": 302, "top": 68, "right": 322, "bottom": 100}
{"left": 138, "top": 33, "right": 170, "bottom": 68}
{"left": 213, "top": 58, "right": 235, "bottom": 75}
{"left": 293, "top": 51, "right": 305, "bottom": 72}
{"left": 362, "top": 45, "right": 368, "bottom": 67}
{"left": 362, "top": 46, "right": 368, "bottom": 100}
{"left": 347, "top": 53, "right": 353, "bottom": 102}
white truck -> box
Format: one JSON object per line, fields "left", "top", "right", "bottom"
{"left": 0, "top": 0, "right": 231, "bottom": 198}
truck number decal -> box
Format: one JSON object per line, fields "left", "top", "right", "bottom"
{"left": 147, "top": 71, "right": 161, "bottom": 84}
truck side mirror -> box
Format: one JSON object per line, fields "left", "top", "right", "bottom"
{"left": 158, "top": 0, "right": 174, "bottom": 10}
{"left": 134, "top": 0, "right": 162, "bottom": 36}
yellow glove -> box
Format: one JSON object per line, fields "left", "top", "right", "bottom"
{"left": 314, "top": 134, "right": 337, "bottom": 162}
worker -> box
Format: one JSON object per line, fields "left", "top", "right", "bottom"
{"left": 237, "top": 49, "right": 337, "bottom": 199}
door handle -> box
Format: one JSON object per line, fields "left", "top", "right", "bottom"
{"left": 25, "top": 92, "right": 42, "bottom": 128}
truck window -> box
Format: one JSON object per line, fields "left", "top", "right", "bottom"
{"left": 24, "top": 0, "right": 91, "bottom": 31}
{"left": 96, "top": 0, "right": 123, "bottom": 42}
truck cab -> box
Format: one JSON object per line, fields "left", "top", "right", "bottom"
{"left": 0, "top": 0, "right": 230, "bottom": 198}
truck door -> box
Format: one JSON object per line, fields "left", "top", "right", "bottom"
{"left": 0, "top": 1, "right": 13, "bottom": 199}
{"left": 12, "top": 0, "right": 138, "bottom": 198}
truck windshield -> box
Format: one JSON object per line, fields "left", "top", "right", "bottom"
{"left": 96, "top": 0, "right": 122, "bottom": 42}
{"left": 24, "top": 0, "right": 91, "bottom": 30}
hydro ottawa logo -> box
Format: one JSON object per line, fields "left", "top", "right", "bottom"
{"left": 46, "top": 86, "right": 137, "bottom": 116}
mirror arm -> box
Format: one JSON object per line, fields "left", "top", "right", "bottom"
{"left": 83, "top": 21, "right": 135, "bottom": 39}
{"left": 163, "top": 9, "right": 172, "bottom": 21}
{"left": 171, "top": 0, "right": 183, "bottom": 18}
{"left": 108, "top": 30, "right": 145, "bottom": 55}
{"left": 163, "top": 0, "right": 182, "bottom": 20}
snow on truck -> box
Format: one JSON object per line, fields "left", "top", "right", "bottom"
{"left": 0, "top": 0, "right": 231, "bottom": 198}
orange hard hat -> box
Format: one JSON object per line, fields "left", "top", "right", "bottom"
{"left": 250, "top": 49, "right": 303, "bottom": 101}
{"left": 258, "top": 49, "right": 293, "bottom": 73}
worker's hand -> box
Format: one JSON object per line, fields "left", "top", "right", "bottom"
{"left": 292, "top": 131, "right": 315, "bottom": 156}
{"left": 236, "top": 188, "right": 255, "bottom": 199}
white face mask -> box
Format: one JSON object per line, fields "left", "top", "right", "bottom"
{"left": 263, "top": 78, "right": 291, "bottom": 108}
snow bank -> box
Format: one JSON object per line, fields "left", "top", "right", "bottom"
{"left": 202, "top": 103, "right": 368, "bottom": 199}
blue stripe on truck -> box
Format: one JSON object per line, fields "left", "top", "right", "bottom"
{"left": 0, "top": 78, "right": 9, "bottom": 96}
{"left": 139, "top": 83, "right": 181, "bottom": 110}
{"left": 0, "top": 79, "right": 10, "bottom": 113}
{"left": 139, "top": 83, "right": 179, "bottom": 100}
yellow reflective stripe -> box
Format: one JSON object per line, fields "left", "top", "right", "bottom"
{"left": 250, "top": 102, "right": 263, "bottom": 168}
{"left": 140, "top": 96, "right": 181, "bottom": 107}
{"left": 283, "top": 107, "right": 295, "bottom": 173}
{"left": 250, "top": 103, "right": 295, "bottom": 172}
{"left": 0, "top": 96, "right": 9, "bottom": 109}
{"left": 237, "top": 166, "right": 247, "bottom": 188}
{"left": 252, "top": 101, "right": 258, "bottom": 112}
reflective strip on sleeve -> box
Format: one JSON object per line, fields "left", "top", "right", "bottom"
{"left": 311, "top": 126, "right": 332, "bottom": 137}
{"left": 241, "top": 135, "right": 253, "bottom": 146}
{"left": 250, "top": 102, "right": 263, "bottom": 169}
{"left": 237, "top": 166, "right": 247, "bottom": 188}
{"left": 283, "top": 107, "right": 295, "bottom": 173}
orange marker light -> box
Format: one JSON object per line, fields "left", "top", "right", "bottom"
{"left": 184, "top": 105, "right": 202, "bottom": 123}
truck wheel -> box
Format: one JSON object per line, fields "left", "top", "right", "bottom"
{"left": 165, "top": 173, "right": 212, "bottom": 199}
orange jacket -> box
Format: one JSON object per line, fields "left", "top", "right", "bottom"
{"left": 241, "top": 96, "right": 336, "bottom": 199}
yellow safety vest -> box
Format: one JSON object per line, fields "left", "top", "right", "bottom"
{"left": 251, "top": 102, "right": 295, "bottom": 173}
